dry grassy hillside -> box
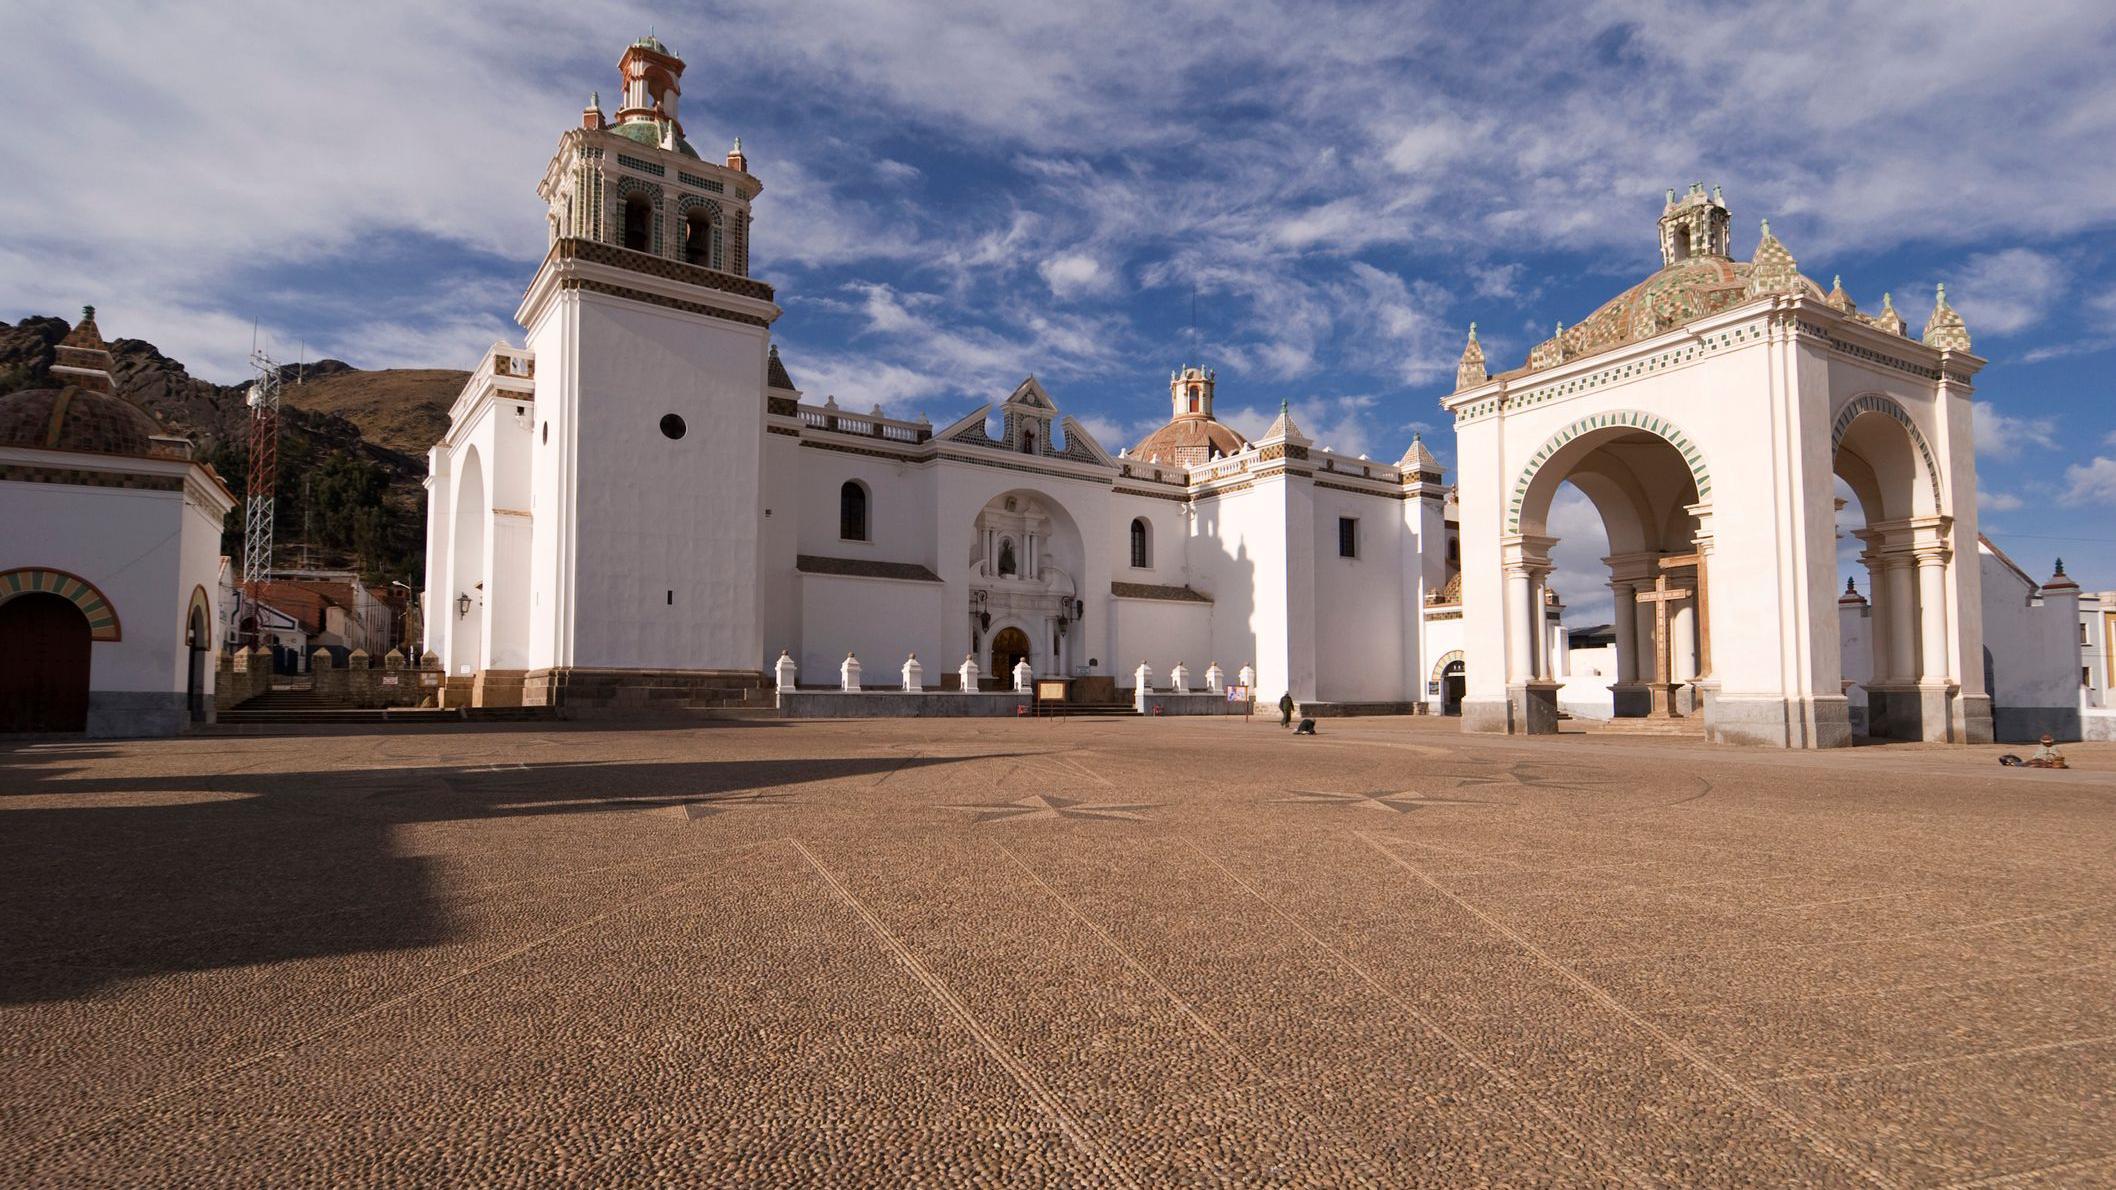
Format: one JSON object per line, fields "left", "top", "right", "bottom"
{"left": 282, "top": 366, "right": 463, "bottom": 459}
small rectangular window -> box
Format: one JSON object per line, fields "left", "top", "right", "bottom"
{"left": 1338, "top": 516, "right": 1357, "bottom": 559}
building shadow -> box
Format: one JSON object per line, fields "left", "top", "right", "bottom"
{"left": 0, "top": 748, "right": 1003, "bottom": 1004}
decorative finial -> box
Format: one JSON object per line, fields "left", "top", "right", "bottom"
{"left": 1833, "top": 274, "right": 1841, "bottom": 289}
{"left": 2056, "top": 557, "right": 2066, "bottom": 576}
{"left": 1665, "top": 187, "right": 1676, "bottom": 205}
{"left": 1711, "top": 184, "right": 1723, "bottom": 204}
{"left": 1280, "top": 396, "right": 1289, "bottom": 414}
{"left": 1846, "top": 576, "right": 1857, "bottom": 594}
{"left": 733, "top": 136, "right": 743, "bottom": 153}
{"left": 1455, "top": 323, "right": 1488, "bottom": 391}
{"left": 1760, "top": 217, "right": 1771, "bottom": 237}
{"left": 81, "top": 305, "right": 94, "bottom": 322}
{"left": 1923, "top": 281, "right": 1972, "bottom": 352}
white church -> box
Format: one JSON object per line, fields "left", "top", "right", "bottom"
{"left": 420, "top": 37, "right": 2082, "bottom": 746}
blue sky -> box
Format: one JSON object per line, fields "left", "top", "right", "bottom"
{"left": 5, "top": 1, "right": 2113, "bottom": 616}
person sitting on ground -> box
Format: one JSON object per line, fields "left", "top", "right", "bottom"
{"left": 1278, "top": 691, "right": 1295, "bottom": 728}
{"left": 2026, "top": 734, "right": 2069, "bottom": 769}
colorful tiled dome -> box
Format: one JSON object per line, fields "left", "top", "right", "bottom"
{"left": 0, "top": 386, "right": 167, "bottom": 458}
{"left": 1525, "top": 255, "right": 1824, "bottom": 371}
{"left": 1131, "top": 418, "right": 1248, "bottom": 467}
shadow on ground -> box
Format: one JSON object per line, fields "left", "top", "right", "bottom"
{"left": 0, "top": 747, "right": 1006, "bottom": 1004}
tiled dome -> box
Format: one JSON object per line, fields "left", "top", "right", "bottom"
{"left": 1130, "top": 418, "right": 1248, "bottom": 467}
{"left": 0, "top": 386, "right": 166, "bottom": 458}
{"left": 1531, "top": 255, "right": 1824, "bottom": 369}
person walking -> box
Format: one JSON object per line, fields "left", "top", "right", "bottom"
{"left": 1278, "top": 690, "right": 1295, "bottom": 728}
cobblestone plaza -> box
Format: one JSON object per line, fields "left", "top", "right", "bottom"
{"left": 4, "top": 718, "right": 2113, "bottom": 1184}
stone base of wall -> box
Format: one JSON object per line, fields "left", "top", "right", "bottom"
{"left": 1460, "top": 697, "right": 1514, "bottom": 734}
{"left": 85, "top": 691, "right": 187, "bottom": 738}
{"left": 1071, "top": 675, "right": 1117, "bottom": 703}
{"left": 1704, "top": 694, "right": 1852, "bottom": 748}
{"left": 473, "top": 669, "right": 527, "bottom": 708}
{"left": 779, "top": 691, "right": 1031, "bottom": 718}
{"left": 2083, "top": 708, "right": 2116, "bottom": 742}
{"left": 524, "top": 668, "right": 770, "bottom": 716}
{"left": 1298, "top": 700, "right": 1419, "bottom": 718}
{"left": 1993, "top": 706, "right": 2082, "bottom": 743}
{"left": 1135, "top": 691, "right": 1247, "bottom": 716}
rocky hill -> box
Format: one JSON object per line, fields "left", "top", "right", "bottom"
{"left": 0, "top": 315, "right": 462, "bottom": 584}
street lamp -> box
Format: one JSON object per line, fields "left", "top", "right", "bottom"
{"left": 456, "top": 592, "right": 472, "bottom": 619}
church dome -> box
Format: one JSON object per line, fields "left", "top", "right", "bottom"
{"left": 1533, "top": 255, "right": 1823, "bottom": 367}
{"left": 608, "top": 118, "right": 700, "bottom": 159}
{"left": 0, "top": 386, "right": 168, "bottom": 458}
{"left": 1131, "top": 417, "right": 1248, "bottom": 467}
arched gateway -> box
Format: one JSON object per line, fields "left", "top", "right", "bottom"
{"left": 1447, "top": 185, "right": 1991, "bottom": 747}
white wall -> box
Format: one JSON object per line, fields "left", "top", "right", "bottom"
{"left": 796, "top": 573, "right": 949, "bottom": 684}
{"left": 1310, "top": 482, "right": 1409, "bottom": 702}
{"left": 559, "top": 290, "right": 769, "bottom": 670}
{"left": 1979, "top": 550, "right": 2078, "bottom": 735}
{"left": 0, "top": 480, "right": 185, "bottom": 694}
{"left": 1108, "top": 597, "right": 1213, "bottom": 684}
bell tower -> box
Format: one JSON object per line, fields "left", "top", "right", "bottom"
{"left": 1658, "top": 182, "right": 1731, "bottom": 266}
{"left": 1169, "top": 364, "right": 1216, "bottom": 420}
{"left": 515, "top": 35, "right": 782, "bottom": 700}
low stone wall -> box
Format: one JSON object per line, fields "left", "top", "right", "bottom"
{"left": 215, "top": 651, "right": 273, "bottom": 710}
{"left": 779, "top": 691, "right": 1032, "bottom": 718}
{"left": 1135, "top": 691, "right": 1249, "bottom": 716}
{"left": 2083, "top": 708, "right": 2116, "bottom": 742}
{"left": 524, "top": 668, "right": 770, "bottom": 715}
{"left": 1298, "top": 700, "right": 1420, "bottom": 718}
{"left": 1994, "top": 706, "right": 2083, "bottom": 743}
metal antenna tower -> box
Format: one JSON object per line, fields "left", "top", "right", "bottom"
{"left": 240, "top": 339, "right": 284, "bottom": 616}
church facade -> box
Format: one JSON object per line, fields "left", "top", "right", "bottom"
{"left": 422, "top": 40, "right": 2078, "bottom": 743}
{"left": 420, "top": 38, "right": 1464, "bottom": 714}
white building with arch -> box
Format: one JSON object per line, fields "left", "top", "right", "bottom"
{"left": 1446, "top": 183, "right": 2074, "bottom": 747}
{"left": 421, "top": 38, "right": 1463, "bottom": 716}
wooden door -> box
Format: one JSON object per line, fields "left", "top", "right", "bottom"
{"left": 989, "top": 627, "right": 1031, "bottom": 678}
{"left": 0, "top": 593, "right": 92, "bottom": 732}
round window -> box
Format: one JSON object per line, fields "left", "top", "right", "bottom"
{"left": 660, "top": 414, "right": 687, "bottom": 440}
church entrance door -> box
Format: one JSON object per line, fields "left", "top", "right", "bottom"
{"left": 990, "top": 627, "right": 1031, "bottom": 680}
{"left": 0, "top": 593, "right": 92, "bottom": 733}
{"left": 1442, "top": 661, "right": 1466, "bottom": 716}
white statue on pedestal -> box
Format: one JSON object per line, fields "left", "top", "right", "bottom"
{"left": 1169, "top": 661, "right": 1190, "bottom": 693}
{"left": 1238, "top": 662, "right": 1256, "bottom": 690}
{"left": 1133, "top": 661, "right": 1153, "bottom": 711}
{"left": 959, "top": 654, "right": 980, "bottom": 691}
{"left": 1205, "top": 661, "right": 1224, "bottom": 694}
{"left": 840, "top": 652, "right": 861, "bottom": 692}
{"left": 1012, "top": 659, "right": 1033, "bottom": 693}
{"left": 901, "top": 652, "right": 923, "bottom": 692}
{"left": 774, "top": 649, "right": 798, "bottom": 692}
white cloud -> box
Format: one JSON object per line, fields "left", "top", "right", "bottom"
{"left": 1979, "top": 489, "right": 2025, "bottom": 512}
{"left": 1038, "top": 253, "right": 1113, "bottom": 299}
{"left": 1972, "top": 401, "right": 2059, "bottom": 460}
{"left": 1546, "top": 485, "right": 1614, "bottom": 627}
{"left": 2061, "top": 457, "right": 2116, "bottom": 506}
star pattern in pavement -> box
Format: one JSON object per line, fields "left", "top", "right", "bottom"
{"left": 1447, "top": 761, "right": 1625, "bottom": 793}
{"left": 944, "top": 794, "right": 1162, "bottom": 824}
{"left": 1275, "top": 789, "right": 1489, "bottom": 814}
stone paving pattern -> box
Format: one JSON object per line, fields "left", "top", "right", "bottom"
{"left": 3, "top": 718, "right": 2114, "bottom": 1186}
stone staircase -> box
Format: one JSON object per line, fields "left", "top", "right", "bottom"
{"left": 1034, "top": 701, "right": 1139, "bottom": 719}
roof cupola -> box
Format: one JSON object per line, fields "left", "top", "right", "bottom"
{"left": 1658, "top": 182, "right": 1731, "bottom": 266}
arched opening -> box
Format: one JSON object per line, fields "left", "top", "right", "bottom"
{"left": 840, "top": 480, "right": 869, "bottom": 542}
{"left": 622, "top": 194, "right": 653, "bottom": 252}
{"left": 450, "top": 447, "right": 487, "bottom": 676}
{"left": 990, "top": 626, "right": 1032, "bottom": 679}
{"left": 1832, "top": 400, "right": 1942, "bottom": 739}
{"left": 998, "top": 538, "right": 1018, "bottom": 576}
{"left": 1129, "top": 517, "right": 1151, "bottom": 569}
{"left": 1513, "top": 419, "right": 1708, "bottom": 722}
{"left": 0, "top": 592, "right": 92, "bottom": 732}
{"left": 1671, "top": 226, "right": 1692, "bottom": 261}
{"left": 1021, "top": 426, "right": 1036, "bottom": 455}
{"left": 186, "top": 598, "right": 210, "bottom": 723}
{"left": 968, "top": 491, "right": 1085, "bottom": 679}
{"left": 683, "top": 207, "right": 719, "bottom": 268}
{"left": 1442, "top": 659, "right": 1466, "bottom": 716}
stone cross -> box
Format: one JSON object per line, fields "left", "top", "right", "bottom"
{"left": 1634, "top": 571, "right": 1692, "bottom": 716}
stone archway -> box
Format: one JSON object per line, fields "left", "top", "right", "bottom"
{"left": 0, "top": 592, "right": 92, "bottom": 732}
{"left": 1835, "top": 394, "right": 1953, "bottom": 740}
{"left": 1507, "top": 416, "right": 1709, "bottom": 727}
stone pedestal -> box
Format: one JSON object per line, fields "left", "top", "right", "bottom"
{"left": 1609, "top": 682, "right": 1651, "bottom": 718}
{"left": 1508, "top": 680, "right": 1561, "bottom": 735}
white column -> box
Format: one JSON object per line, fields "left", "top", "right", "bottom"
{"left": 1916, "top": 551, "right": 1950, "bottom": 682}
{"left": 1504, "top": 568, "right": 1532, "bottom": 683}
{"left": 1611, "top": 582, "right": 1638, "bottom": 683}
{"left": 1887, "top": 556, "right": 1917, "bottom": 682}
{"left": 1865, "top": 558, "right": 1893, "bottom": 682}
{"left": 1528, "top": 571, "right": 1550, "bottom": 680}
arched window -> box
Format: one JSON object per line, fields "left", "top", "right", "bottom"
{"left": 1671, "top": 226, "right": 1691, "bottom": 262}
{"left": 684, "top": 208, "right": 719, "bottom": 268}
{"left": 1021, "top": 427, "right": 1036, "bottom": 455}
{"left": 1129, "top": 518, "right": 1150, "bottom": 569}
{"left": 998, "top": 538, "right": 1018, "bottom": 577}
{"left": 839, "top": 481, "right": 868, "bottom": 542}
{"left": 622, "top": 195, "right": 653, "bottom": 252}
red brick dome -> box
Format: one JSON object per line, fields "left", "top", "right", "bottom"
{"left": 0, "top": 386, "right": 167, "bottom": 458}
{"left": 1130, "top": 417, "right": 1248, "bottom": 466}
